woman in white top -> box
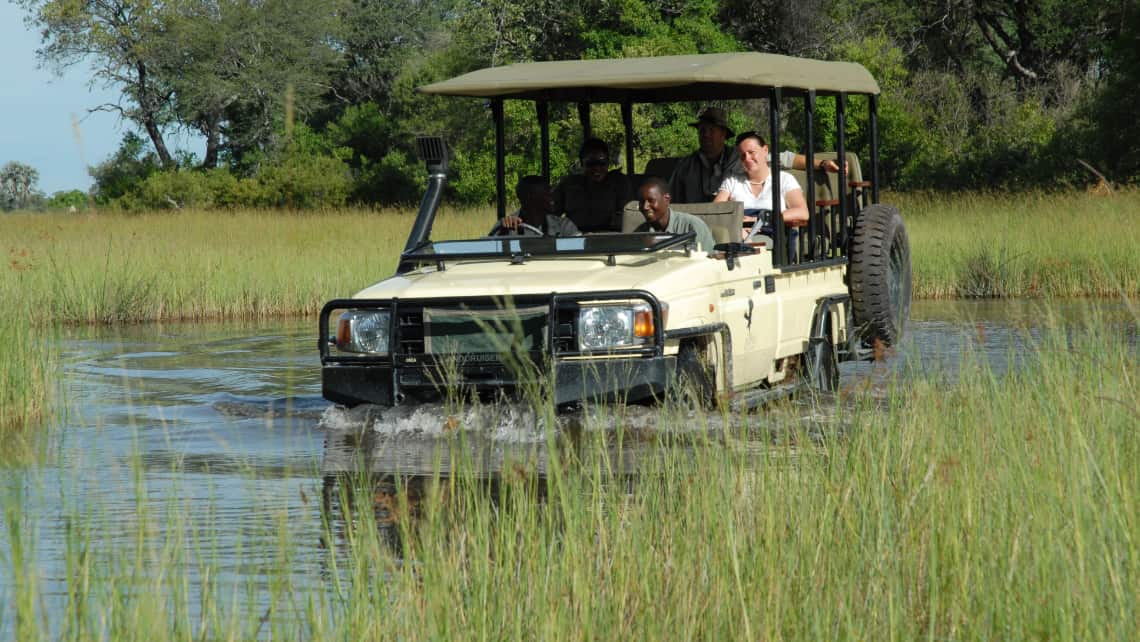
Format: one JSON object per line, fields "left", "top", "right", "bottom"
{"left": 713, "top": 131, "right": 809, "bottom": 239}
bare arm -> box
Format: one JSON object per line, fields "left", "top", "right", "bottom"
{"left": 781, "top": 188, "right": 809, "bottom": 227}
{"left": 791, "top": 154, "right": 845, "bottom": 173}
{"left": 712, "top": 189, "right": 731, "bottom": 203}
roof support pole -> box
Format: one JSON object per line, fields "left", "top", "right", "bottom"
{"left": 577, "top": 102, "right": 591, "bottom": 140}
{"left": 493, "top": 99, "right": 506, "bottom": 219}
{"left": 869, "top": 94, "right": 880, "bottom": 204}
{"left": 804, "top": 90, "right": 818, "bottom": 260}
{"left": 835, "top": 93, "right": 848, "bottom": 254}
{"left": 622, "top": 100, "right": 635, "bottom": 176}
{"left": 769, "top": 87, "right": 786, "bottom": 267}
{"left": 537, "top": 100, "right": 551, "bottom": 182}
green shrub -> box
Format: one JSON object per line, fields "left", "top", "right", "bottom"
{"left": 45, "top": 190, "right": 89, "bottom": 211}
{"left": 253, "top": 153, "right": 352, "bottom": 209}
{"left": 90, "top": 133, "right": 161, "bottom": 204}
{"left": 134, "top": 170, "right": 216, "bottom": 209}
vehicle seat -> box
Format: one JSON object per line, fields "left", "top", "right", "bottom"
{"left": 813, "top": 152, "right": 865, "bottom": 209}
{"left": 621, "top": 200, "right": 744, "bottom": 246}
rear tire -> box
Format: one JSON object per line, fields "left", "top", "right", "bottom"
{"left": 849, "top": 204, "right": 912, "bottom": 347}
{"left": 805, "top": 313, "right": 839, "bottom": 393}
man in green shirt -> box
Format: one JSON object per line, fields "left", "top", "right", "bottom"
{"left": 633, "top": 176, "right": 716, "bottom": 252}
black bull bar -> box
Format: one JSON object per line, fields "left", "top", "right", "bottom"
{"left": 319, "top": 291, "right": 728, "bottom": 407}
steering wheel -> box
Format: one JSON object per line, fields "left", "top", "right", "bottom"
{"left": 489, "top": 221, "right": 545, "bottom": 237}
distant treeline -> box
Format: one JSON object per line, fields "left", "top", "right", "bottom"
{"left": 18, "top": 0, "right": 1140, "bottom": 209}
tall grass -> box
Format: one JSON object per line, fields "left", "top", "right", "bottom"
{"left": 897, "top": 188, "right": 1140, "bottom": 298}
{"left": 3, "top": 313, "right": 1137, "bottom": 639}
{"left": 1, "top": 191, "right": 1137, "bottom": 329}
{"left": 0, "top": 308, "right": 52, "bottom": 434}
{"left": 0, "top": 207, "right": 496, "bottom": 326}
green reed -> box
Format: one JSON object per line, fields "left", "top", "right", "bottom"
{"left": 0, "top": 308, "right": 53, "bottom": 434}
{"left": 0, "top": 207, "right": 497, "bottom": 326}
{"left": 3, "top": 308, "right": 1136, "bottom": 639}
{"left": 2, "top": 190, "right": 1136, "bottom": 331}
{"left": 896, "top": 188, "right": 1140, "bottom": 299}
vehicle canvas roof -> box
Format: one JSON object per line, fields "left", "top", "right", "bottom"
{"left": 418, "top": 52, "right": 880, "bottom": 102}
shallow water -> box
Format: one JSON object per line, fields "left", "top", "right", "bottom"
{"left": 0, "top": 299, "right": 1133, "bottom": 633}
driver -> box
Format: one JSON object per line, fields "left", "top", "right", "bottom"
{"left": 493, "top": 175, "right": 581, "bottom": 237}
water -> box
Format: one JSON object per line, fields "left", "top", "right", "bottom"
{"left": 1, "top": 300, "right": 1133, "bottom": 633}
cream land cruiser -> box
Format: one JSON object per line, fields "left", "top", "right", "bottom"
{"left": 318, "top": 52, "right": 911, "bottom": 409}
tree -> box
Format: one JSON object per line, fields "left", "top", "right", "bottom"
{"left": 0, "top": 162, "right": 41, "bottom": 211}
{"left": 19, "top": 0, "right": 179, "bottom": 167}
{"left": 328, "top": 0, "right": 446, "bottom": 107}
{"left": 161, "top": 0, "right": 344, "bottom": 169}
{"left": 1085, "top": 1, "right": 1140, "bottom": 180}
{"left": 20, "top": 0, "right": 344, "bottom": 172}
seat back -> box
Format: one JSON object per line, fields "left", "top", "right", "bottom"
{"left": 812, "top": 152, "right": 863, "bottom": 205}
{"left": 621, "top": 200, "right": 744, "bottom": 245}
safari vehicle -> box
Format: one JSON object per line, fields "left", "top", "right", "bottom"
{"left": 319, "top": 52, "right": 911, "bottom": 409}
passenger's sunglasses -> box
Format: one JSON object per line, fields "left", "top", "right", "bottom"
{"left": 584, "top": 157, "right": 610, "bottom": 167}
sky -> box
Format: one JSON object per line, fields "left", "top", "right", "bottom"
{"left": 0, "top": 3, "right": 195, "bottom": 195}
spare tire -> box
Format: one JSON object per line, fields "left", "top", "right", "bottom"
{"left": 849, "top": 204, "right": 911, "bottom": 346}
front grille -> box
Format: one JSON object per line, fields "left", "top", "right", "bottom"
{"left": 398, "top": 309, "right": 425, "bottom": 354}
{"left": 395, "top": 303, "right": 550, "bottom": 358}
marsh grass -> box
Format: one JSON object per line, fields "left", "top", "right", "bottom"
{"left": 0, "top": 207, "right": 496, "bottom": 326}
{"left": 0, "top": 308, "right": 54, "bottom": 435}
{"left": 3, "top": 312, "right": 1137, "bottom": 639}
{"left": 897, "top": 188, "right": 1140, "bottom": 298}
{"left": 0, "top": 190, "right": 1136, "bottom": 330}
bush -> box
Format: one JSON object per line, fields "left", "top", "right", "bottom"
{"left": 253, "top": 153, "right": 352, "bottom": 209}
{"left": 45, "top": 190, "right": 89, "bottom": 211}
{"left": 134, "top": 170, "right": 215, "bottom": 209}
{"left": 90, "top": 133, "right": 161, "bottom": 204}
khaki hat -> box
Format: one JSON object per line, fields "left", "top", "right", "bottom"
{"left": 690, "top": 107, "right": 734, "bottom": 137}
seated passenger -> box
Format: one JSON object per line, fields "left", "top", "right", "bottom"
{"left": 554, "top": 138, "right": 630, "bottom": 233}
{"left": 633, "top": 176, "right": 716, "bottom": 253}
{"left": 492, "top": 175, "right": 580, "bottom": 237}
{"left": 713, "top": 131, "right": 809, "bottom": 241}
{"left": 670, "top": 107, "right": 845, "bottom": 203}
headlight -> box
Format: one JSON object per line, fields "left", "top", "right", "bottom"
{"left": 577, "top": 303, "right": 654, "bottom": 351}
{"left": 335, "top": 310, "right": 390, "bottom": 354}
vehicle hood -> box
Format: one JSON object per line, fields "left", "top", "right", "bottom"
{"left": 352, "top": 253, "right": 715, "bottom": 299}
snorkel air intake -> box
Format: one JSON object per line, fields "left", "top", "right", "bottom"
{"left": 399, "top": 136, "right": 449, "bottom": 273}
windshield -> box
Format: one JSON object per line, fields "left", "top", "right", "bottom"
{"left": 403, "top": 232, "right": 694, "bottom": 261}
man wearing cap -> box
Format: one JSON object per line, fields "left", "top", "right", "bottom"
{"left": 669, "top": 107, "right": 844, "bottom": 203}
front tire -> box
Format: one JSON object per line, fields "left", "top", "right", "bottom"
{"left": 669, "top": 342, "right": 715, "bottom": 408}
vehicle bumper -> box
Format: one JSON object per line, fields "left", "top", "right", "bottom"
{"left": 322, "top": 355, "right": 676, "bottom": 408}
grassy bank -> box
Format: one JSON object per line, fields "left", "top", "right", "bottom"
{"left": 1, "top": 190, "right": 1137, "bottom": 327}
{"left": 898, "top": 189, "right": 1140, "bottom": 298}
{"left": 0, "top": 207, "right": 492, "bottom": 326}
{"left": 3, "top": 315, "right": 1137, "bottom": 639}
{"left": 2, "top": 191, "right": 1138, "bottom": 326}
